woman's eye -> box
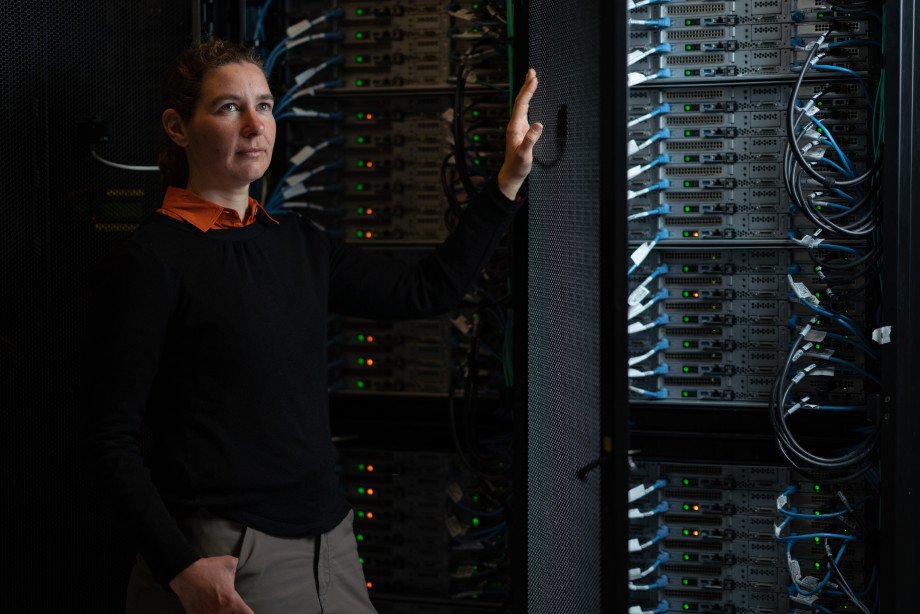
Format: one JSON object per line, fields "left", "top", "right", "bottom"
{"left": 258, "top": 102, "right": 272, "bottom": 112}
{"left": 220, "top": 103, "right": 238, "bottom": 112}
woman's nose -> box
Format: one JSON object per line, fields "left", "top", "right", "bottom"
{"left": 243, "top": 110, "right": 265, "bottom": 136}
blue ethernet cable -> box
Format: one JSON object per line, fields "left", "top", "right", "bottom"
{"left": 628, "top": 229, "right": 669, "bottom": 275}
{"left": 628, "top": 103, "right": 671, "bottom": 128}
{"left": 629, "top": 385, "right": 669, "bottom": 399}
{"left": 629, "top": 551, "right": 670, "bottom": 581}
{"left": 627, "top": 42, "right": 672, "bottom": 67}
{"left": 812, "top": 65, "right": 875, "bottom": 111}
{"left": 629, "top": 575, "right": 669, "bottom": 591}
{"left": 274, "top": 79, "right": 345, "bottom": 115}
{"left": 266, "top": 26, "right": 345, "bottom": 76}
{"left": 629, "top": 18, "right": 671, "bottom": 28}
{"left": 626, "top": 178, "right": 671, "bottom": 200}
{"left": 628, "top": 337, "right": 669, "bottom": 367}
{"left": 628, "top": 525, "right": 669, "bottom": 552}
{"left": 627, "top": 601, "right": 670, "bottom": 614}
{"left": 628, "top": 154, "right": 671, "bottom": 180}
{"left": 629, "top": 500, "right": 670, "bottom": 519}
{"left": 628, "top": 478, "right": 668, "bottom": 503}
{"left": 628, "top": 287, "right": 669, "bottom": 320}
{"left": 628, "top": 313, "right": 670, "bottom": 335}
{"left": 628, "top": 127, "right": 670, "bottom": 156}
{"left": 627, "top": 202, "right": 670, "bottom": 222}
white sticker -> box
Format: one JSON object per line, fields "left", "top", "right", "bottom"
{"left": 290, "top": 144, "right": 316, "bottom": 167}
{"left": 630, "top": 242, "right": 652, "bottom": 266}
{"left": 446, "top": 482, "right": 463, "bottom": 503}
{"left": 872, "top": 325, "right": 892, "bottom": 344}
{"left": 628, "top": 285, "right": 651, "bottom": 306}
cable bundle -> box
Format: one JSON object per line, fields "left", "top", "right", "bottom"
{"left": 773, "top": 17, "right": 885, "bottom": 480}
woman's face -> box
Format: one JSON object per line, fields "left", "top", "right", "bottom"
{"left": 179, "top": 62, "right": 276, "bottom": 192}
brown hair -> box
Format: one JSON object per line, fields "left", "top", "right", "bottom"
{"left": 158, "top": 39, "right": 265, "bottom": 193}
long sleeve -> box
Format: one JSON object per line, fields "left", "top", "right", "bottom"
{"left": 79, "top": 236, "right": 199, "bottom": 587}
{"left": 327, "top": 177, "right": 522, "bottom": 319}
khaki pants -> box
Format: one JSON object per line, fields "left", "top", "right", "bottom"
{"left": 126, "top": 509, "right": 377, "bottom": 614}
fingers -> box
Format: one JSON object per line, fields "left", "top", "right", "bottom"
{"left": 508, "top": 69, "right": 538, "bottom": 132}
{"left": 520, "top": 122, "right": 544, "bottom": 153}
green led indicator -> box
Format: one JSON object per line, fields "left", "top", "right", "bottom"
{"left": 356, "top": 79, "right": 365, "bottom": 87}
{"left": 685, "top": 105, "right": 691, "bottom": 111}
{"left": 684, "top": 130, "right": 691, "bottom": 137}
{"left": 683, "top": 315, "right": 690, "bottom": 321}
{"left": 683, "top": 391, "right": 689, "bottom": 397}
{"left": 357, "top": 334, "right": 365, "bottom": 342}
{"left": 684, "top": 479, "right": 690, "bottom": 485}
{"left": 355, "top": 231, "right": 363, "bottom": 238}
{"left": 356, "top": 183, "right": 365, "bottom": 191}
{"left": 684, "top": 554, "right": 690, "bottom": 560}
{"left": 357, "top": 357, "right": 365, "bottom": 365}
{"left": 684, "top": 181, "right": 691, "bottom": 187}
{"left": 685, "top": 70, "right": 692, "bottom": 76}
{"left": 683, "top": 291, "right": 690, "bottom": 297}
{"left": 815, "top": 537, "right": 821, "bottom": 543}
{"left": 472, "top": 28, "right": 480, "bottom": 33}
{"left": 686, "top": 44, "right": 692, "bottom": 51}
{"left": 356, "top": 32, "right": 364, "bottom": 39}
{"left": 684, "top": 155, "right": 691, "bottom": 162}
{"left": 473, "top": 3, "right": 480, "bottom": 7}
{"left": 357, "top": 207, "right": 365, "bottom": 215}
{"left": 683, "top": 504, "right": 690, "bottom": 510}
{"left": 358, "top": 464, "right": 365, "bottom": 471}
{"left": 356, "top": 55, "right": 365, "bottom": 63}
{"left": 683, "top": 231, "right": 691, "bottom": 237}
{"left": 685, "top": 19, "right": 692, "bottom": 25}
{"left": 684, "top": 605, "right": 690, "bottom": 611}
{"left": 683, "top": 529, "right": 690, "bottom": 536}
{"left": 473, "top": 134, "right": 480, "bottom": 141}
{"left": 472, "top": 110, "right": 480, "bottom": 116}
{"left": 357, "top": 487, "right": 365, "bottom": 494}
{"left": 474, "top": 159, "right": 480, "bottom": 165}
{"left": 357, "top": 160, "right": 364, "bottom": 167}
{"left": 356, "top": 533, "right": 364, "bottom": 541}
{"left": 684, "top": 206, "right": 691, "bottom": 213}
{"left": 815, "top": 562, "right": 821, "bottom": 569}
{"left": 473, "top": 494, "right": 480, "bottom": 502}
{"left": 815, "top": 484, "right": 821, "bottom": 491}
{"left": 814, "top": 510, "right": 821, "bottom": 516}
{"left": 356, "top": 380, "right": 365, "bottom": 389}
{"left": 356, "top": 8, "right": 364, "bottom": 15}
{"left": 359, "top": 557, "right": 364, "bottom": 564}
{"left": 683, "top": 366, "right": 690, "bottom": 372}
{"left": 683, "top": 578, "right": 690, "bottom": 585}
{"left": 357, "top": 112, "right": 364, "bottom": 119}
{"left": 356, "top": 136, "right": 365, "bottom": 144}
{"left": 357, "top": 510, "right": 365, "bottom": 517}
{"left": 472, "top": 518, "right": 480, "bottom": 526}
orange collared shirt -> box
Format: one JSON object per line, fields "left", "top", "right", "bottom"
{"left": 157, "top": 186, "right": 279, "bottom": 232}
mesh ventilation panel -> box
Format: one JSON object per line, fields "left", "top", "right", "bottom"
{"left": 526, "top": 0, "right": 602, "bottom": 612}
{"left": 1, "top": 1, "right": 192, "bottom": 610}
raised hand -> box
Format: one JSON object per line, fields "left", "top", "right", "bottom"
{"left": 497, "top": 68, "right": 543, "bottom": 200}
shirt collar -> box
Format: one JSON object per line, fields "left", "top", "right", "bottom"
{"left": 158, "top": 186, "right": 279, "bottom": 232}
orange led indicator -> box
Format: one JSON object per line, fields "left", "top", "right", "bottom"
{"left": 366, "top": 336, "right": 374, "bottom": 343}
{"left": 364, "top": 231, "right": 372, "bottom": 239}
{"left": 366, "top": 358, "right": 374, "bottom": 366}
{"left": 692, "top": 231, "right": 700, "bottom": 237}
{"left": 365, "top": 161, "right": 374, "bottom": 168}
{"left": 367, "top": 582, "right": 373, "bottom": 589}
{"left": 366, "top": 488, "right": 374, "bottom": 495}
{"left": 692, "top": 505, "right": 700, "bottom": 511}
{"left": 365, "top": 113, "right": 373, "bottom": 120}
{"left": 692, "top": 291, "right": 700, "bottom": 298}
{"left": 366, "top": 465, "right": 374, "bottom": 472}
{"left": 366, "top": 512, "right": 374, "bottom": 519}
{"left": 365, "top": 208, "right": 374, "bottom": 215}
{"left": 692, "top": 530, "right": 700, "bottom": 536}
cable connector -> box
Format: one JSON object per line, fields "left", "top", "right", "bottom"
{"left": 627, "top": 153, "right": 671, "bottom": 180}
{"left": 629, "top": 17, "right": 671, "bottom": 28}
{"left": 628, "top": 128, "right": 671, "bottom": 156}
{"left": 627, "top": 202, "right": 670, "bottom": 222}
{"left": 628, "top": 103, "right": 671, "bottom": 128}
{"left": 787, "top": 274, "right": 820, "bottom": 307}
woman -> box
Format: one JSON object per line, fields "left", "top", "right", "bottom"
{"left": 81, "top": 39, "right": 541, "bottom": 614}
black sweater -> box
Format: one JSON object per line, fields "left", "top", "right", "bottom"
{"left": 80, "top": 179, "right": 520, "bottom": 586}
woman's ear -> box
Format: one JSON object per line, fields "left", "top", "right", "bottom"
{"left": 162, "top": 109, "right": 189, "bottom": 147}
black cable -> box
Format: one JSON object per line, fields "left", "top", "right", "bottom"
{"left": 824, "top": 539, "right": 872, "bottom": 614}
